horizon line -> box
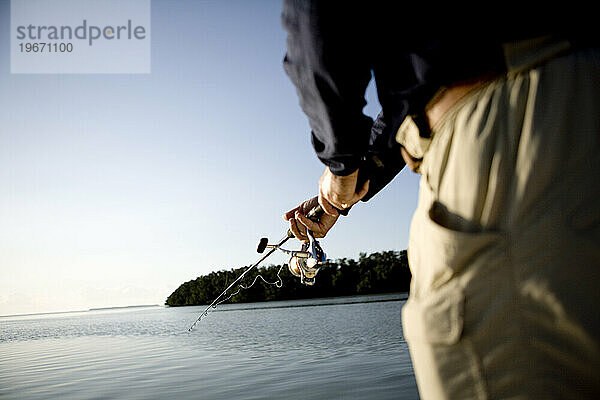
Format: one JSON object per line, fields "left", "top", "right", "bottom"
{"left": 0, "top": 304, "right": 162, "bottom": 319}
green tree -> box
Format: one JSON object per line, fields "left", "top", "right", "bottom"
{"left": 165, "top": 250, "right": 411, "bottom": 306}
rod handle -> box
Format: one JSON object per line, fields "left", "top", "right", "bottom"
{"left": 286, "top": 203, "right": 348, "bottom": 238}
{"left": 306, "top": 204, "right": 326, "bottom": 221}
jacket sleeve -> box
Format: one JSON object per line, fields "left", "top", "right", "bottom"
{"left": 281, "top": 0, "right": 374, "bottom": 176}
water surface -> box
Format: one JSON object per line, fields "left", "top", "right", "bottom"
{"left": 0, "top": 294, "right": 419, "bottom": 399}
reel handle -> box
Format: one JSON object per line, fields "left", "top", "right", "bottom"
{"left": 257, "top": 237, "right": 269, "bottom": 253}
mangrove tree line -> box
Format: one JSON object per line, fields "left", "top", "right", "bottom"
{"left": 165, "top": 250, "right": 410, "bottom": 306}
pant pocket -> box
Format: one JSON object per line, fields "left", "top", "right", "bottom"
{"left": 408, "top": 195, "right": 503, "bottom": 293}
{"left": 404, "top": 192, "right": 504, "bottom": 399}
{"left": 402, "top": 282, "right": 487, "bottom": 400}
{"left": 403, "top": 280, "right": 464, "bottom": 345}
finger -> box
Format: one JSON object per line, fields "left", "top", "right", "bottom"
{"left": 295, "top": 211, "right": 321, "bottom": 233}
{"left": 289, "top": 217, "right": 308, "bottom": 242}
{"left": 293, "top": 217, "right": 309, "bottom": 242}
{"left": 282, "top": 205, "right": 300, "bottom": 221}
{"left": 300, "top": 197, "right": 320, "bottom": 217}
{"left": 299, "top": 199, "right": 311, "bottom": 214}
{"left": 306, "top": 195, "right": 320, "bottom": 210}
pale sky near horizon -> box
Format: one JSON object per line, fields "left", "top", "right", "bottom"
{"left": 0, "top": 0, "right": 420, "bottom": 316}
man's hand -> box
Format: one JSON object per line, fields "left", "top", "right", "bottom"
{"left": 283, "top": 196, "right": 338, "bottom": 243}
{"left": 318, "top": 168, "right": 369, "bottom": 216}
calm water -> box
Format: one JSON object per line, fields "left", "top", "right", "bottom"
{"left": 0, "top": 294, "right": 419, "bottom": 399}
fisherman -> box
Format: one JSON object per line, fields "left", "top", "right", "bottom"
{"left": 280, "top": 2, "right": 600, "bottom": 399}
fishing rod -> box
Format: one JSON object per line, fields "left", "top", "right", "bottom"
{"left": 188, "top": 204, "right": 328, "bottom": 331}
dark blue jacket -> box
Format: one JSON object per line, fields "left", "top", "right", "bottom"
{"left": 281, "top": 1, "right": 590, "bottom": 201}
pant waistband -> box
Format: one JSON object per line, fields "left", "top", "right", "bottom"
{"left": 396, "top": 35, "right": 573, "bottom": 170}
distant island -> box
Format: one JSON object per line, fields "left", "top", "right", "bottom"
{"left": 88, "top": 305, "right": 160, "bottom": 311}
{"left": 165, "top": 250, "right": 411, "bottom": 307}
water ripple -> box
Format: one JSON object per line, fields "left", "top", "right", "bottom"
{"left": 0, "top": 294, "right": 418, "bottom": 400}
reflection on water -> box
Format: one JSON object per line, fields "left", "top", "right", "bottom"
{"left": 0, "top": 294, "right": 418, "bottom": 400}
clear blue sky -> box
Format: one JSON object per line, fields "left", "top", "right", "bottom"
{"left": 0, "top": 0, "right": 419, "bottom": 315}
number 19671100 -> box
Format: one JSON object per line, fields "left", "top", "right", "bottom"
{"left": 19, "top": 42, "right": 73, "bottom": 53}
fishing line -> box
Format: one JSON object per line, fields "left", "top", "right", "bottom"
{"left": 188, "top": 204, "right": 329, "bottom": 331}
{"left": 188, "top": 234, "right": 291, "bottom": 331}
{"left": 205, "top": 264, "right": 285, "bottom": 311}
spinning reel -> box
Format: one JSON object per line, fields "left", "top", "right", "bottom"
{"left": 188, "top": 204, "right": 330, "bottom": 330}
{"left": 257, "top": 228, "right": 326, "bottom": 286}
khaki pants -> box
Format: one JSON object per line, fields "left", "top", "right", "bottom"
{"left": 399, "top": 42, "right": 600, "bottom": 399}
